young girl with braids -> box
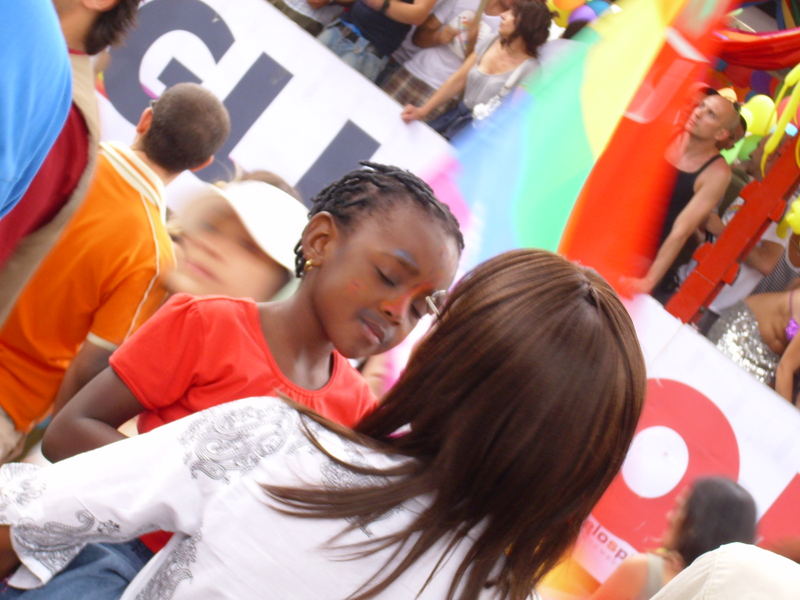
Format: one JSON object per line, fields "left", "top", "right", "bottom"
{"left": 16, "top": 163, "right": 461, "bottom": 600}
{"left": 0, "top": 249, "right": 645, "bottom": 600}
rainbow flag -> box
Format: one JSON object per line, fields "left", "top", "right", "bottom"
{"left": 428, "top": 0, "right": 737, "bottom": 288}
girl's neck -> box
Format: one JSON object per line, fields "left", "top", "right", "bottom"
{"left": 505, "top": 37, "right": 533, "bottom": 60}
{"left": 667, "top": 132, "right": 717, "bottom": 169}
{"left": 259, "top": 287, "right": 336, "bottom": 390}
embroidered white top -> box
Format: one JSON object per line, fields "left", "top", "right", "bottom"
{"left": 0, "top": 397, "right": 512, "bottom": 599}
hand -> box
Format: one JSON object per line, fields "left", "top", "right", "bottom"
{"left": 437, "top": 25, "right": 459, "bottom": 45}
{"left": 401, "top": 104, "right": 427, "bottom": 123}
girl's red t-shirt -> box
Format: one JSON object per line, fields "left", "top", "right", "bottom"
{"left": 111, "top": 293, "right": 377, "bottom": 435}
{"left": 110, "top": 294, "right": 378, "bottom": 555}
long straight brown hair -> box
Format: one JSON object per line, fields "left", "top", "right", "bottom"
{"left": 265, "top": 249, "right": 646, "bottom": 599}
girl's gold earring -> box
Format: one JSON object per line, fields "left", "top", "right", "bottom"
{"left": 303, "top": 258, "right": 317, "bottom": 273}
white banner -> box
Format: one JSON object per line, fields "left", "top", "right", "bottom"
{"left": 98, "top": 0, "right": 453, "bottom": 207}
{"left": 578, "top": 296, "right": 800, "bottom": 583}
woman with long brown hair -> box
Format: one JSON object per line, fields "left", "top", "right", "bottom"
{"left": 400, "top": 0, "right": 551, "bottom": 138}
{"left": 0, "top": 249, "right": 645, "bottom": 600}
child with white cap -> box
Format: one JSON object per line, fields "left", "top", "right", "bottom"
{"left": 165, "top": 180, "right": 307, "bottom": 302}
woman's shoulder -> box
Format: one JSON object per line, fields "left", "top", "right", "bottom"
{"left": 474, "top": 35, "right": 499, "bottom": 59}
{"left": 185, "top": 396, "right": 300, "bottom": 434}
{"left": 626, "top": 552, "right": 658, "bottom": 570}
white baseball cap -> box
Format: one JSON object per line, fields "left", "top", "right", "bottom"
{"left": 214, "top": 180, "right": 308, "bottom": 276}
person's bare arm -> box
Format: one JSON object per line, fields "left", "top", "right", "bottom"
{"left": 705, "top": 213, "right": 724, "bottom": 236}
{"left": 307, "top": 0, "right": 354, "bottom": 9}
{"left": 41, "top": 368, "right": 143, "bottom": 462}
{"left": 776, "top": 332, "right": 800, "bottom": 404}
{"left": 401, "top": 51, "right": 477, "bottom": 122}
{"left": 412, "top": 14, "right": 458, "bottom": 47}
{"left": 630, "top": 162, "right": 732, "bottom": 294}
{"left": 743, "top": 240, "right": 783, "bottom": 275}
{"left": 363, "top": 0, "right": 437, "bottom": 25}
{"left": 0, "top": 526, "right": 19, "bottom": 580}
{"left": 589, "top": 553, "right": 649, "bottom": 600}
{"left": 52, "top": 339, "right": 113, "bottom": 416}
{"left": 706, "top": 218, "right": 783, "bottom": 275}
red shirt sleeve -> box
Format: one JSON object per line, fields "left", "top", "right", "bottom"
{"left": 0, "top": 105, "right": 89, "bottom": 266}
{"left": 109, "top": 293, "right": 205, "bottom": 411}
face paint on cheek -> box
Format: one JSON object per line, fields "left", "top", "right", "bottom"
{"left": 346, "top": 280, "right": 363, "bottom": 296}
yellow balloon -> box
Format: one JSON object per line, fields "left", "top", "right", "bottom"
{"left": 785, "top": 200, "right": 800, "bottom": 235}
{"left": 744, "top": 94, "right": 776, "bottom": 136}
{"left": 738, "top": 106, "right": 753, "bottom": 133}
{"left": 718, "top": 87, "right": 738, "bottom": 103}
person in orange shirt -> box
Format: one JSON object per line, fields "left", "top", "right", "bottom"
{"left": 0, "top": 82, "right": 230, "bottom": 460}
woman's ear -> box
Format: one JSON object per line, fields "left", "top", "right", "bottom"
{"left": 300, "top": 212, "right": 339, "bottom": 266}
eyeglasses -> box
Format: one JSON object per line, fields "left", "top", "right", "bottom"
{"left": 425, "top": 290, "right": 448, "bottom": 318}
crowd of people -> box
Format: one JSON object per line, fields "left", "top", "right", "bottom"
{"left": 0, "top": 0, "right": 798, "bottom": 598}
{"left": 615, "top": 80, "right": 800, "bottom": 408}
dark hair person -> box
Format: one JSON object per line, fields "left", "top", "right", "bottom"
{"left": 0, "top": 249, "right": 645, "bottom": 600}
{"left": 401, "top": 0, "right": 551, "bottom": 137}
{"left": 292, "top": 161, "right": 463, "bottom": 277}
{"left": 53, "top": 0, "right": 141, "bottom": 55}
{"left": 140, "top": 83, "right": 232, "bottom": 174}
{"left": 592, "top": 476, "right": 757, "bottom": 600}
{"left": 83, "top": 0, "right": 140, "bottom": 55}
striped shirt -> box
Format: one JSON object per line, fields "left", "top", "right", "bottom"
{"left": 0, "top": 142, "right": 175, "bottom": 431}
{"left": 751, "top": 244, "right": 800, "bottom": 296}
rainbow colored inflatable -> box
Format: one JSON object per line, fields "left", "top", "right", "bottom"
{"left": 427, "top": 0, "right": 737, "bottom": 289}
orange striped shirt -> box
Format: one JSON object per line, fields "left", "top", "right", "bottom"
{"left": 0, "top": 142, "right": 175, "bottom": 430}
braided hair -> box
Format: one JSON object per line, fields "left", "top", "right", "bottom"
{"left": 293, "top": 162, "right": 464, "bottom": 277}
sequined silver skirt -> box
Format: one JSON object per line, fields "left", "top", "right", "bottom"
{"left": 707, "top": 301, "right": 779, "bottom": 386}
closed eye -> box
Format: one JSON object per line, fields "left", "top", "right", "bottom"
{"left": 376, "top": 268, "right": 396, "bottom": 287}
